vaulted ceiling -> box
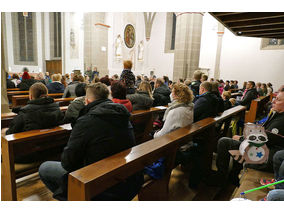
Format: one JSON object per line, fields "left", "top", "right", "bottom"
{"left": 209, "top": 12, "right": 284, "bottom": 39}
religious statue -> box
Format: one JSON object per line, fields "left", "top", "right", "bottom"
{"left": 138, "top": 40, "right": 144, "bottom": 61}
{"left": 115, "top": 34, "right": 123, "bottom": 60}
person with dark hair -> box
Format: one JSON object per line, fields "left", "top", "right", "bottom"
{"left": 189, "top": 70, "right": 202, "bottom": 97}
{"left": 150, "top": 75, "right": 156, "bottom": 90}
{"left": 3, "top": 83, "right": 63, "bottom": 135}
{"left": 63, "top": 74, "right": 84, "bottom": 98}
{"left": 6, "top": 72, "right": 16, "bottom": 88}
{"left": 120, "top": 60, "right": 136, "bottom": 94}
{"left": 201, "top": 74, "right": 208, "bottom": 83}
{"left": 229, "top": 80, "right": 235, "bottom": 90}
{"left": 152, "top": 78, "right": 171, "bottom": 107}
{"left": 163, "top": 76, "right": 169, "bottom": 87}
{"left": 63, "top": 83, "right": 87, "bottom": 125}
{"left": 237, "top": 81, "right": 258, "bottom": 110}
{"left": 135, "top": 75, "right": 142, "bottom": 88}
{"left": 100, "top": 76, "right": 111, "bottom": 86}
{"left": 224, "top": 80, "right": 230, "bottom": 91}
{"left": 256, "top": 82, "right": 264, "bottom": 96}
{"left": 39, "top": 82, "right": 143, "bottom": 200}
{"left": 234, "top": 80, "right": 239, "bottom": 89}
{"left": 11, "top": 73, "right": 21, "bottom": 87}
{"left": 111, "top": 81, "right": 132, "bottom": 112}
{"left": 210, "top": 81, "right": 225, "bottom": 115}
{"left": 17, "top": 68, "right": 37, "bottom": 90}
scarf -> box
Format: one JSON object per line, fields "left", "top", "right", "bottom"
{"left": 162, "top": 100, "right": 193, "bottom": 121}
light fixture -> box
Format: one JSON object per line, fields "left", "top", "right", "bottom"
{"left": 237, "top": 31, "right": 242, "bottom": 35}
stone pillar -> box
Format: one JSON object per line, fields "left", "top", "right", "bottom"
{"left": 214, "top": 23, "right": 224, "bottom": 80}
{"left": 173, "top": 12, "right": 203, "bottom": 82}
{"left": 1, "top": 13, "right": 11, "bottom": 113}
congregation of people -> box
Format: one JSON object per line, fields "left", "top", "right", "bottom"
{"left": 4, "top": 60, "right": 284, "bottom": 201}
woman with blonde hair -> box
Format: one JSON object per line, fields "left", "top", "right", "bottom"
{"left": 46, "top": 73, "right": 65, "bottom": 93}
{"left": 126, "top": 81, "right": 153, "bottom": 110}
{"left": 154, "top": 83, "right": 194, "bottom": 138}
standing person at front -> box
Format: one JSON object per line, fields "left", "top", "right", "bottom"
{"left": 39, "top": 82, "right": 143, "bottom": 201}
{"left": 120, "top": 60, "right": 136, "bottom": 94}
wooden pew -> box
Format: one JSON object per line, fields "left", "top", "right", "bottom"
{"left": 11, "top": 93, "right": 64, "bottom": 108}
{"left": 67, "top": 106, "right": 246, "bottom": 201}
{"left": 7, "top": 91, "right": 29, "bottom": 102}
{"left": 1, "top": 124, "right": 72, "bottom": 201}
{"left": 244, "top": 94, "right": 272, "bottom": 123}
{"left": 1, "top": 107, "right": 166, "bottom": 201}
{"left": 7, "top": 88, "right": 20, "bottom": 91}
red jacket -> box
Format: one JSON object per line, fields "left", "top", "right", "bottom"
{"left": 112, "top": 98, "right": 133, "bottom": 112}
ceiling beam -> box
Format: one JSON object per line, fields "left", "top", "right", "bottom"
{"left": 233, "top": 24, "right": 284, "bottom": 33}
{"left": 221, "top": 12, "right": 284, "bottom": 23}
{"left": 212, "top": 12, "right": 244, "bottom": 17}
{"left": 227, "top": 17, "right": 284, "bottom": 28}
{"left": 240, "top": 30, "right": 284, "bottom": 36}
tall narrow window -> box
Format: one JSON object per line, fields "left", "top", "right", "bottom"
{"left": 12, "top": 12, "right": 37, "bottom": 65}
{"left": 170, "top": 13, "right": 176, "bottom": 50}
{"left": 50, "top": 12, "right": 62, "bottom": 58}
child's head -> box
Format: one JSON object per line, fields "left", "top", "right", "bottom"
{"left": 222, "top": 91, "right": 231, "bottom": 100}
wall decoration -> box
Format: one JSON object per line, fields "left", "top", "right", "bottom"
{"left": 115, "top": 34, "right": 123, "bottom": 60}
{"left": 137, "top": 40, "right": 144, "bottom": 61}
{"left": 124, "top": 24, "right": 135, "bottom": 48}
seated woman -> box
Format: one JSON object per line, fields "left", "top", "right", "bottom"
{"left": 46, "top": 73, "right": 65, "bottom": 93}
{"left": 222, "top": 91, "right": 232, "bottom": 110}
{"left": 17, "top": 67, "right": 37, "bottom": 90}
{"left": 111, "top": 81, "right": 133, "bottom": 112}
{"left": 63, "top": 83, "right": 87, "bottom": 125}
{"left": 154, "top": 83, "right": 194, "bottom": 138}
{"left": 4, "top": 82, "right": 64, "bottom": 135}
{"left": 126, "top": 81, "right": 153, "bottom": 110}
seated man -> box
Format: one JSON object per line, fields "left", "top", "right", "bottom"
{"left": 189, "top": 70, "right": 202, "bottom": 97}
{"left": 237, "top": 81, "right": 258, "bottom": 110}
{"left": 3, "top": 82, "right": 63, "bottom": 135}
{"left": 39, "top": 82, "right": 143, "bottom": 201}
{"left": 205, "top": 88, "right": 284, "bottom": 187}
{"left": 193, "top": 81, "right": 219, "bottom": 122}
{"left": 152, "top": 78, "right": 171, "bottom": 107}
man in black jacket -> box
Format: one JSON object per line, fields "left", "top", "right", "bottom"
{"left": 39, "top": 82, "right": 143, "bottom": 200}
{"left": 205, "top": 89, "right": 284, "bottom": 187}
{"left": 237, "top": 81, "right": 258, "bottom": 110}
{"left": 193, "top": 81, "right": 220, "bottom": 122}
{"left": 189, "top": 70, "right": 202, "bottom": 97}
{"left": 153, "top": 78, "right": 171, "bottom": 106}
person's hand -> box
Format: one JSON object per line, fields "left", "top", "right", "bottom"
{"left": 232, "top": 135, "right": 241, "bottom": 141}
{"left": 1, "top": 128, "right": 8, "bottom": 136}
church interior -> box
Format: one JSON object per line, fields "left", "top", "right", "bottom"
{"left": 1, "top": 8, "right": 284, "bottom": 207}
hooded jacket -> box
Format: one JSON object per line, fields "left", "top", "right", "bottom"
{"left": 112, "top": 98, "right": 133, "bottom": 112}
{"left": 6, "top": 96, "right": 64, "bottom": 134}
{"left": 60, "top": 99, "right": 143, "bottom": 200}
{"left": 63, "top": 96, "right": 85, "bottom": 125}
{"left": 153, "top": 84, "right": 171, "bottom": 107}
{"left": 193, "top": 92, "right": 220, "bottom": 122}
{"left": 47, "top": 82, "right": 65, "bottom": 94}
{"left": 238, "top": 88, "right": 258, "bottom": 110}
{"left": 126, "top": 91, "right": 153, "bottom": 110}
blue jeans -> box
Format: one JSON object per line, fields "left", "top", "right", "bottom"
{"left": 273, "top": 150, "right": 284, "bottom": 189}
{"left": 267, "top": 189, "right": 284, "bottom": 201}
{"left": 39, "top": 161, "right": 68, "bottom": 200}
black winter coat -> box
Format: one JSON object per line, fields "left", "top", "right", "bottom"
{"left": 153, "top": 84, "right": 171, "bottom": 106}
{"left": 17, "top": 78, "right": 38, "bottom": 91}
{"left": 7, "top": 79, "right": 16, "bottom": 88}
{"left": 6, "top": 97, "right": 64, "bottom": 134}
{"left": 126, "top": 91, "right": 153, "bottom": 110}
{"left": 193, "top": 92, "right": 220, "bottom": 122}
{"left": 238, "top": 88, "right": 258, "bottom": 109}
{"left": 60, "top": 99, "right": 143, "bottom": 200}
{"left": 224, "top": 99, "right": 232, "bottom": 110}
{"left": 190, "top": 80, "right": 201, "bottom": 97}
{"left": 211, "top": 91, "right": 224, "bottom": 114}
{"left": 47, "top": 82, "right": 65, "bottom": 94}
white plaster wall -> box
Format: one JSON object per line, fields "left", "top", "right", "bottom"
{"left": 199, "top": 12, "right": 284, "bottom": 91}
{"left": 5, "top": 12, "right": 44, "bottom": 73}
{"left": 106, "top": 12, "right": 174, "bottom": 80}
{"left": 63, "top": 12, "right": 84, "bottom": 74}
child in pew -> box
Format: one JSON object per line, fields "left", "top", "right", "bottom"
{"left": 260, "top": 150, "right": 284, "bottom": 201}
{"left": 63, "top": 82, "right": 87, "bottom": 126}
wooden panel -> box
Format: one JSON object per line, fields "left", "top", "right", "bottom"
{"left": 46, "top": 60, "right": 62, "bottom": 76}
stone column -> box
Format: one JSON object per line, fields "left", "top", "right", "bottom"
{"left": 173, "top": 12, "right": 203, "bottom": 82}
{"left": 1, "top": 13, "right": 11, "bottom": 113}
{"left": 214, "top": 23, "right": 224, "bottom": 80}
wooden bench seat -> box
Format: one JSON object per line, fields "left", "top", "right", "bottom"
{"left": 68, "top": 106, "right": 246, "bottom": 201}
{"left": 7, "top": 88, "right": 20, "bottom": 91}
{"left": 11, "top": 93, "right": 64, "bottom": 108}
{"left": 244, "top": 94, "right": 272, "bottom": 123}
{"left": 7, "top": 91, "right": 29, "bottom": 102}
